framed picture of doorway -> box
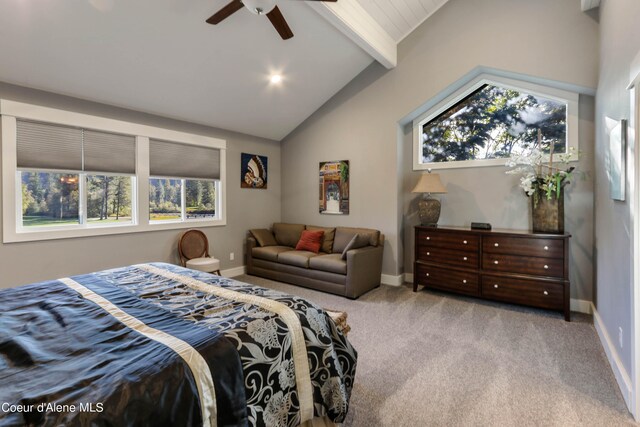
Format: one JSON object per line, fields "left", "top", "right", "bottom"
{"left": 319, "top": 160, "right": 349, "bottom": 215}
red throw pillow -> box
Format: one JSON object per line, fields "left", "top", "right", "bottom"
{"left": 295, "top": 230, "right": 325, "bottom": 253}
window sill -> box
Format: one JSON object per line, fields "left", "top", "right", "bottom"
{"left": 4, "top": 219, "right": 226, "bottom": 243}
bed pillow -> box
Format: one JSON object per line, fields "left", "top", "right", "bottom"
{"left": 273, "top": 223, "right": 306, "bottom": 247}
{"left": 341, "top": 233, "right": 370, "bottom": 260}
{"left": 250, "top": 229, "right": 278, "bottom": 247}
{"left": 295, "top": 230, "right": 325, "bottom": 254}
{"left": 306, "top": 226, "right": 336, "bottom": 253}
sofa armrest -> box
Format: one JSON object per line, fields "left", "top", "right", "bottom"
{"left": 345, "top": 245, "right": 383, "bottom": 298}
{"left": 246, "top": 236, "right": 257, "bottom": 268}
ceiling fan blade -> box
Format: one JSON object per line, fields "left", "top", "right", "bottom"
{"left": 206, "top": 0, "right": 244, "bottom": 25}
{"left": 266, "top": 5, "right": 294, "bottom": 40}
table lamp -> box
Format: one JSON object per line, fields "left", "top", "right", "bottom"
{"left": 411, "top": 170, "right": 447, "bottom": 226}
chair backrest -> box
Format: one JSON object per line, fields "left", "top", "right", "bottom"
{"left": 178, "top": 229, "right": 210, "bottom": 266}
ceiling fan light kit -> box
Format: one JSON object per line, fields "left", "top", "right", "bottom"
{"left": 206, "top": 0, "right": 338, "bottom": 40}
{"left": 242, "top": 0, "right": 277, "bottom": 15}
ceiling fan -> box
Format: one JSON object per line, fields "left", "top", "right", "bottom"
{"left": 206, "top": 0, "right": 338, "bottom": 40}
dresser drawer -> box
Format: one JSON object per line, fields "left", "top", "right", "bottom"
{"left": 481, "top": 275, "right": 564, "bottom": 310}
{"left": 482, "top": 253, "right": 563, "bottom": 277}
{"left": 483, "top": 236, "right": 564, "bottom": 258}
{"left": 415, "top": 263, "right": 479, "bottom": 296}
{"left": 416, "top": 246, "right": 479, "bottom": 268}
{"left": 416, "top": 230, "right": 479, "bottom": 251}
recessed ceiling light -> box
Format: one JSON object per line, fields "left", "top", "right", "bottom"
{"left": 270, "top": 74, "right": 282, "bottom": 84}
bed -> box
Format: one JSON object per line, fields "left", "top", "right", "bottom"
{"left": 0, "top": 263, "right": 357, "bottom": 426}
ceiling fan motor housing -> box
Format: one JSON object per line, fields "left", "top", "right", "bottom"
{"left": 242, "top": 0, "right": 277, "bottom": 15}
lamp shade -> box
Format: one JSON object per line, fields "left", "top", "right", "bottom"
{"left": 411, "top": 173, "right": 447, "bottom": 194}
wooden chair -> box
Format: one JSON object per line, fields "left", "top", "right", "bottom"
{"left": 178, "top": 229, "right": 221, "bottom": 275}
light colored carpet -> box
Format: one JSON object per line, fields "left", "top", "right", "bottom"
{"left": 235, "top": 275, "right": 637, "bottom": 426}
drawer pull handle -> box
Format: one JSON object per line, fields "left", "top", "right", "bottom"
{"left": 544, "top": 265, "right": 549, "bottom": 269}
{"left": 427, "top": 252, "right": 430, "bottom": 256}
{"left": 494, "top": 260, "right": 499, "bottom": 265}
{"left": 543, "top": 291, "right": 549, "bottom": 296}
{"left": 462, "top": 279, "right": 467, "bottom": 284}
{"left": 426, "top": 273, "right": 429, "bottom": 277}
{"left": 463, "top": 256, "right": 468, "bottom": 261}
{"left": 426, "top": 236, "right": 430, "bottom": 240}
{"left": 494, "top": 284, "right": 499, "bottom": 288}
{"left": 494, "top": 243, "right": 499, "bottom": 247}
{"left": 544, "top": 246, "right": 549, "bottom": 251}
{"left": 463, "top": 240, "right": 468, "bottom": 244}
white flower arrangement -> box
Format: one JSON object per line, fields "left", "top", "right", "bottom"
{"left": 505, "top": 145, "right": 577, "bottom": 204}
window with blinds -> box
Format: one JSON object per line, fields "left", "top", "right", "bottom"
{"left": 2, "top": 99, "right": 226, "bottom": 242}
{"left": 16, "top": 120, "right": 136, "bottom": 174}
{"left": 149, "top": 139, "right": 220, "bottom": 222}
{"left": 17, "top": 120, "right": 135, "bottom": 228}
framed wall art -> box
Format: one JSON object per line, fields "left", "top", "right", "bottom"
{"left": 241, "top": 153, "right": 268, "bottom": 189}
{"left": 319, "top": 160, "right": 349, "bottom": 214}
{"left": 609, "top": 119, "right": 626, "bottom": 201}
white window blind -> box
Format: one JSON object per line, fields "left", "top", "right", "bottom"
{"left": 149, "top": 139, "right": 220, "bottom": 180}
{"left": 16, "top": 120, "right": 135, "bottom": 174}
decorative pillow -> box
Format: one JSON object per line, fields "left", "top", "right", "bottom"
{"left": 250, "top": 229, "right": 277, "bottom": 247}
{"left": 333, "top": 228, "right": 380, "bottom": 253}
{"left": 273, "top": 223, "right": 306, "bottom": 247}
{"left": 306, "top": 226, "right": 336, "bottom": 253}
{"left": 295, "top": 230, "right": 325, "bottom": 254}
{"left": 341, "top": 233, "right": 370, "bottom": 260}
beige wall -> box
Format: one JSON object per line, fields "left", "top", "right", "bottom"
{"left": 0, "top": 82, "right": 281, "bottom": 288}
{"left": 281, "top": 0, "right": 599, "bottom": 288}
{"left": 594, "top": 0, "right": 640, "bottom": 381}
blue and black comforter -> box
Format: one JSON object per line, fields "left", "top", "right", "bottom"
{"left": 0, "top": 263, "right": 357, "bottom": 427}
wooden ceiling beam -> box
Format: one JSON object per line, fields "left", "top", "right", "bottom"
{"left": 307, "top": 1, "right": 397, "bottom": 69}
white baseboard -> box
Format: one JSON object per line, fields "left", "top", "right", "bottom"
{"left": 381, "top": 273, "right": 404, "bottom": 286}
{"left": 221, "top": 266, "right": 246, "bottom": 278}
{"left": 593, "top": 304, "right": 633, "bottom": 410}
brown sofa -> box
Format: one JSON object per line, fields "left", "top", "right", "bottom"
{"left": 246, "top": 223, "right": 384, "bottom": 299}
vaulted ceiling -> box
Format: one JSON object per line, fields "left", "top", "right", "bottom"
{"left": 356, "top": 0, "right": 449, "bottom": 42}
{"left": 0, "top": 0, "right": 449, "bottom": 140}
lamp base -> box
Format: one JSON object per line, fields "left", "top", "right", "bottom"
{"left": 418, "top": 197, "right": 441, "bottom": 226}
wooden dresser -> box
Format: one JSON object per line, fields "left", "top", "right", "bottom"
{"left": 413, "top": 226, "right": 571, "bottom": 321}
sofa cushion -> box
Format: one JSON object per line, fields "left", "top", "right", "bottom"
{"left": 252, "top": 246, "right": 292, "bottom": 262}
{"left": 306, "top": 226, "right": 336, "bottom": 253}
{"left": 250, "top": 229, "right": 278, "bottom": 247}
{"left": 278, "top": 250, "right": 317, "bottom": 268}
{"left": 295, "top": 230, "right": 324, "bottom": 253}
{"left": 309, "top": 253, "right": 347, "bottom": 275}
{"left": 273, "top": 223, "right": 306, "bottom": 247}
{"left": 341, "top": 233, "right": 371, "bottom": 260}
{"left": 333, "top": 227, "right": 380, "bottom": 253}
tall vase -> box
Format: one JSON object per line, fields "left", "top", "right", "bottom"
{"left": 531, "top": 187, "right": 564, "bottom": 234}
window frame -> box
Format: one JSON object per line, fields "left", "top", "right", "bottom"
{"left": 1, "top": 100, "right": 227, "bottom": 243}
{"left": 412, "top": 74, "right": 579, "bottom": 170}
